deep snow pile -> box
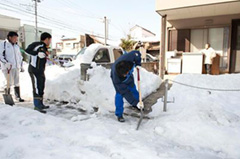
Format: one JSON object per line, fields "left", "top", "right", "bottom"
{"left": 0, "top": 62, "right": 162, "bottom": 113}
{"left": 150, "top": 74, "right": 240, "bottom": 158}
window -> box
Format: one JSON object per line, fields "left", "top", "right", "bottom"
{"left": 73, "top": 43, "right": 80, "bottom": 49}
{"left": 113, "top": 49, "right": 123, "bottom": 60}
{"left": 93, "top": 49, "right": 110, "bottom": 63}
{"left": 65, "top": 43, "right": 72, "bottom": 48}
{"left": 190, "top": 27, "right": 230, "bottom": 70}
{"left": 190, "top": 29, "right": 207, "bottom": 52}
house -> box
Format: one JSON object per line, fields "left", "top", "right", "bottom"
{"left": 56, "top": 35, "right": 85, "bottom": 56}
{"left": 85, "top": 34, "right": 120, "bottom": 46}
{"left": 155, "top": 0, "right": 240, "bottom": 77}
{"left": 129, "top": 25, "right": 160, "bottom": 58}
{"left": 19, "top": 24, "right": 52, "bottom": 50}
{"left": 130, "top": 25, "right": 156, "bottom": 40}
{"left": 0, "top": 14, "right": 52, "bottom": 61}
{"left": 0, "top": 14, "right": 20, "bottom": 42}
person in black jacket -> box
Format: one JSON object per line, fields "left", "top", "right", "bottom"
{"left": 25, "top": 32, "right": 52, "bottom": 113}
{"left": 111, "top": 50, "right": 144, "bottom": 122}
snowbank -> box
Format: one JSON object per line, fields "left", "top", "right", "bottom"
{"left": 0, "top": 62, "right": 162, "bottom": 114}
{"left": 45, "top": 63, "right": 161, "bottom": 113}
{"left": 150, "top": 74, "right": 240, "bottom": 158}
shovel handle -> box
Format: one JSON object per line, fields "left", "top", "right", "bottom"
{"left": 7, "top": 65, "right": 12, "bottom": 74}
{"left": 6, "top": 65, "right": 12, "bottom": 90}
{"left": 137, "top": 67, "right": 140, "bottom": 81}
{"left": 137, "top": 67, "right": 143, "bottom": 105}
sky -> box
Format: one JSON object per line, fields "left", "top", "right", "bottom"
{"left": 0, "top": 0, "right": 161, "bottom": 45}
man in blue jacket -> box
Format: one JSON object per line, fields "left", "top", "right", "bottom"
{"left": 111, "top": 50, "right": 144, "bottom": 122}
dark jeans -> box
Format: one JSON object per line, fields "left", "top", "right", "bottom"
{"left": 205, "top": 64, "right": 212, "bottom": 74}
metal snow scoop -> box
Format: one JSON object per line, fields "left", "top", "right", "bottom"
{"left": 3, "top": 67, "right": 14, "bottom": 106}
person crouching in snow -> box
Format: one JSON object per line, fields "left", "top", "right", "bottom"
{"left": 25, "top": 32, "right": 52, "bottom": 113}
{"left": 110, "top": 50, "right": 144, "bottom": 122}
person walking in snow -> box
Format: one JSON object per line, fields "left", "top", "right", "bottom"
{"left": 25, "top": 32, "right": 52, "bottom": 113}
{"left": 0, "top": 31, "right": 25, "bottom": 102}
{"left": 110, "top": 50, "right": 144, "bottom": 122}
{"left": 201, "top": 43, "right": 216, "bottom": 74}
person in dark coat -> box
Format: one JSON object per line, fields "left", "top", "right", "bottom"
{"left": 110, "top": 50, "right": 144, "bottom": 122}
{"left": 25, "top": 32, "right": 52, "bottom": 113}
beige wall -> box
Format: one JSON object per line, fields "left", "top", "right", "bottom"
{"left": 156, "top": 0, "right": 238, "bottom": 11}
{"left": 168, "top": 14, "right": 240, "bottom": 29}
{"left": 0, "top": 14, "right": 20, "bottom": 31}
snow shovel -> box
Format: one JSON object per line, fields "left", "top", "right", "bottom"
{"left": 136, "top": 67, "right": 144, "bottom": 130}
{"left": 3, "top": 67, "right": 14, "bottom": 106}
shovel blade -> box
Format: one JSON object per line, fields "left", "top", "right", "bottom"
{"left": 3, "top": 94, "right": 15, "bottom": 106}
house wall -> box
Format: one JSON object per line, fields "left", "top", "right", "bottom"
{"left": 130, "top": 27, "right": 155, "bottom": 40}
{"left": 166, "top": 14, "right": 240, "bottom": 73}
{"left": 21, "top": 24, "right": 52, "bottom": 50}
{"left": 57, "top": 36, "right": 84, "bottom": 55}
{"left": 168, "top": 14, "right": 240, "bottom": 29}
{"left": 156, "top": 0, "right": 238, "bottom": 11}
{"left": 0, "top": 15, "right": 20, "bottom": 41}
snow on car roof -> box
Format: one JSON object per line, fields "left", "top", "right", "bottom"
{"left": 79, "top": 43, "right": 122, "bottom": 63}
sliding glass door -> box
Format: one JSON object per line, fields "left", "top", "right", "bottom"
{"left": 190, "top": 27, "right": 230, "bottom": 71}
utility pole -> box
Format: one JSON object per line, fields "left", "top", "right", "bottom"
{"left": 33, "top": 0, "right": 41, "bottom": 41}
{"left": 104, "top": 16, "right": 108, "bottom": 45}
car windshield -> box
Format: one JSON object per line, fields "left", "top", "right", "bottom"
{"left": 76, "top": 48, "right": 86, "bottom": 56}
{"left": 74, "top": 48, "right": 86, "bottom": 60}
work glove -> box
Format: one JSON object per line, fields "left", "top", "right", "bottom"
{"left": 38, "top": 52, "right": 46, "bottom": 59}
{"left": 20, "top": 67, "right": 25, "bottom": 72}
{"left": 5, "top": 62, "right": 12, "bottom": 70}
{"left": 137, "top": 102, "right": 144, "bottom": 110}
{"left": 136, "top": 65, "right": 141, "bottom": 69}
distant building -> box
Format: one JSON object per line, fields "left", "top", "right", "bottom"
{"left": 0, "top": 14, "right": 20, "bottom": 42}
{"left": 85, "top": 34, "right": 120, "bottom": 46}
{"left": 130, "top": 25, "right": 156, "bottom": 40}
{"left": 19, "top": 24, "right": 52, "bottom": 50}
{"left": 130, "top": 25, "right": 160, "bottom": 58}
{"left": 56, "top": 35, "right": 85, "bottom": 56}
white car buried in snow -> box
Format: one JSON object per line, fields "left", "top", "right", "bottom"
{"left": 75, "top": 43, "right": 124, "bottom": 64}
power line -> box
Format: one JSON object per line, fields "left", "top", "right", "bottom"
{"left": 0, "top": 0, "right": 121, "bottom": 40}
{"left": 60, "top": 0, "right": 101, "bottom": 20}
{"left": 0, "top": 2, "right": 96, "bottom": 34}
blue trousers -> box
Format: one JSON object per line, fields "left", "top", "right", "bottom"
{"left": 115, "top": 84, "right": 139, "bottom": 117}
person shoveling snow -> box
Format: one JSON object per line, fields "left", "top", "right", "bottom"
{"left": 110, "top": 50, "right": 144, "bottom": 122}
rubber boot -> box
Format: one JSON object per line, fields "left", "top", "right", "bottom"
{"left": 117, "top": 116, "right": 125, "bottom": 122}
{"left": 14, "top": 87, "right": 24, "bottom": 102}
{"left": 34, "top": 99, "right": 46, "bottom": 114}
{"left": 40, "top": 99, "right": 50, "bottom": 109}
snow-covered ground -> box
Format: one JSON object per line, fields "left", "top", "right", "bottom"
{"left": 1, "top": 63, "right": 240, "bottom": 158}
